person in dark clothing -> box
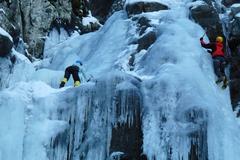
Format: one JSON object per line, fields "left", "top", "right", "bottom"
{"left": 200, "top": 36, "right": 228, "bottom": 87}
{"left": 59, "top": 60, "right": 87, "bottom": 88}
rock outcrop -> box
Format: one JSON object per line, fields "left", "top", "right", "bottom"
{"left": 226, "top": 4, "right": 240, "bottom": 111}
{"left": 222, "top": 0, "right": 240, "bottom": 7}
{"left": 20, "top": 0, "right": 72, "bottom": 58}
{"left": 0, "top": 1, "right": 22, "bottom": 34}
{"left": 89, "top": 0, "right": 126, "bottom": 24}
{"left": 127, "top": 15, "right": 158, "bottom": 71}
{"left": 89, "top": 0, "right": 114, "bottom": 23}
{"left": 123, "top": 1, "right": 169, "bottom": 71}
{"left": 125, "top": 1, "right": 168, "bottom": 16}
{"left": 228, "top": 4, "right": 240, "bottom": 38}
{"left": 0, "top": 0, "right": 133, "bottom": 58}
{"left": 189, "top": 1, "right": 223, "bottom": 41}
{"left": 0, "top": 0, "right": 102, "bottom": 58}
{"left": 0, "top": 0, "right": 72, "bottom": 58}
{"left": 0, "top": 33, "right": 13, "bottom": 57}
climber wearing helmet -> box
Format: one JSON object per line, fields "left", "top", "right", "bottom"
{"left": 59, "top": 60, "right": 88, "bottom": 88}
{"left": 200, "top": 36, "right": 228, "bottom": 88}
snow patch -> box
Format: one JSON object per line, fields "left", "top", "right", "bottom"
{"left": 0, "top": 27, "right": 12, "bottom": 41}
{"left": 82, "top": 14, "right": 100, "bottom": 26}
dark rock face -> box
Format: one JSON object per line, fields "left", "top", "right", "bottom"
{"left": 137, "top": 16, "right": 151, "bottom": 36}
{"left": 228, "top": 38, "right": 240, "bottom": 57}
{"left": 228, "top": 5, "right": 240, "bottom": 38}
{"left": 137, "top": 31, "right": 157, "bottom": 52}
{"left": 126, "top": 2, "right": 168, "bottom": 16}
{"left": 89, "top": 0, "right": 126, "bottom": 24}
{"left": 0, "top": 1, "right": 22, "bottom": 34}
{"left": 185, "top": 108, "right": 208, "bottom": 160}
{"left": 72, "top": 0, "right": 89, "bottom": 17}
{"left": 0, "top": 0, "right": 102, "bottom": 58}
{"left": 0, "top": 34, "right": 13, "bottom": 57}
{"left": 229, "top": 69, "right": 240, "bottom": 108}
{"left": 20, "top": 0, "right": 72, "bottom": 58}
{"left": 89, "top": 0, "right": 114, "bottom": 23}
{"left": 222, "top": 0, "right": 240, "bottom": 6}
{"left": 128, "top": 16, "right": 157, "bottom": 71}
{"left": 190, "top": 2, "right": 223, "bottom": 41}
{"left": 0, "top": 0, "right": 72, "bottom": 58}
{"left": 110, "top": 87, "right": 142, "bottom": 160}
{"left": 108, "top": 0, "right": 126, "bottom": 17}
{"left": 226, "top": 5, "right": 240, "bottom": 111}
{"left": 228, "top": 38, "right": 240, "bottom": 110}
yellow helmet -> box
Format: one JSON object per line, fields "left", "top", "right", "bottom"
{"left": 216, "top": 36, "right": 223, "bottom": 43}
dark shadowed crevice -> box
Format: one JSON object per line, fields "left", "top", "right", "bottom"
{"left": 88, "top": 0, "right": 114, "bottom": 24}
{"left": 19, "top": 0, "right": 26, "bottom": 40}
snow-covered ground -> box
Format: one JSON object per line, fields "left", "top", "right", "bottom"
{"left": 0, "top": 0, "right": 240, "bottom": 160}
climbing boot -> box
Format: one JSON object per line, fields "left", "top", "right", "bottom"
{"left": 216, "top": 77, "right": 223, "bottom": 84}
{"left": 59, "top": 78, "right": 67, "bottom": 88}
{"left": 222, "top": 76, "right": 228, "bottom": 89}
{"left": 74, "top": 81, "right": 80, "bottom": 87}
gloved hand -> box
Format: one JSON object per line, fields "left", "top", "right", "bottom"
{"left": 200, "top": 37, "right": 203, "bottom": 41}
{"left": 79, "top": 10, "right": 83, "bottom": 16}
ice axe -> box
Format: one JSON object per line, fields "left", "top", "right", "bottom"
{"left": 200, "top": 28, "right": 208, "bottom": 39}
{"left": 200, "top": 31, "right": 207, "bottom": 39}
{"left": 201, "top": 32, "right": 206, "bottom": 38}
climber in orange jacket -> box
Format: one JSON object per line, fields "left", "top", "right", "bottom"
{"left": 200, "top": 36, "right": 228, "bottom": 88}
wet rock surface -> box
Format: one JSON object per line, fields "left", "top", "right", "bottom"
{"left": 0, "top": 34, "right": 12, "bottom": 57}
{"left": 0, "top": 0, "right": 101, "bottom": 58}
{"left": 89, "top": 0, "right": 114, "bottom": 23}
{"left": 137, "top": 31, "right": 157, "bottom": 52}
{"left": 222, "top": 0, "right": 240, "bottom": 7}
{"left": 0, "top": 0, "right": 72, "bottom": 57}
{"left": 125, "top": 1, "right": 168, "bottom": 16}
{"left": 225, "top": 3, "right": 240, "bottom": 111}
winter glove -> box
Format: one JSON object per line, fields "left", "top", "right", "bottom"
{"left": 200, "top": 37, "right": 203, "bottom": 41}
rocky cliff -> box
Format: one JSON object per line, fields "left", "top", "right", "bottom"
{"left": 0, "top": 0, "right": 72, "bottom": 57}
{"left": 0, "top": 0, "right": 103, "bottom": 58}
